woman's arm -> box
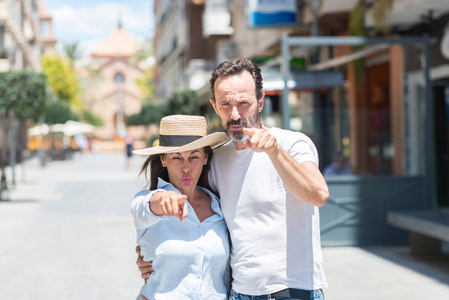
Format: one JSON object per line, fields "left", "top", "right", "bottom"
{"left": 130, "top": 189, "right": 165, "bottom": 230}
{"left": 149, "top": 190, "right": 188, "bottom": 221}
{"left": 131, "top": 189, "right": 189, "bottom": 231}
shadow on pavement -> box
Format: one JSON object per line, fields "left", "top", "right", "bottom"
{"left": 365, "top": 246, "right": 449, "bottom": 285}
{"left": 0, "top": 198, "right": 41, "bottom": 204}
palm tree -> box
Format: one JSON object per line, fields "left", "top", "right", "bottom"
{"left": 63, "top": 42, "right": 82, "bottom": 69}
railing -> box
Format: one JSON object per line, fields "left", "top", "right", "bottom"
{"left": 320, "top": 175, "right": 426, "bottom": 246}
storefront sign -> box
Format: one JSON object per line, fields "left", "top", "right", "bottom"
{"left": 247, "top": 0, "right": 297, "bottom": 27}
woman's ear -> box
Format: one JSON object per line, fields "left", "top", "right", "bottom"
{"left": 160, "top": 155, "right": 166, "bottom": 166}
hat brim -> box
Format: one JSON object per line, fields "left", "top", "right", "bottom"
{"left": 133, "top": 132, "right": 230, "bottom": 156}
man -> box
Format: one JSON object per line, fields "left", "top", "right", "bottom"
{"left": 323, "top": 152, "right": 352, "bottom": 176}
{"left": 137, "top": 58, "right": 329, "bottom": 299}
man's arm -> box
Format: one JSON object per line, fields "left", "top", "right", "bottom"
{"left": 243, "top": 127, "right": 329, "bottom": 207}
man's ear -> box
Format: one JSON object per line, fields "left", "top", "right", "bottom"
{"left": 210, "top": 99, "right": 219, "bottom": 115}
{"left": 258, "top": 94, "right": 265, "bottom": 113}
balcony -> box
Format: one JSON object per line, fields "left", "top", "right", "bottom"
{"left": 365, "top": 0, "right": 449, "bottom": 28}
{"left": 0, "top": 58, "right": 10, "bottom": 72}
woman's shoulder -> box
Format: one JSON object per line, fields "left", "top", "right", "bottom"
{"left": 155, "top": 178, "right": 181, "bottom": 193}
{"left": 197, "top": 186, "right": 220, "bottom": 201}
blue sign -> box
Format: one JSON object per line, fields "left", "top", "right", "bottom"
{"left": 247, "top": 0, "right": 297, "bottom": 27}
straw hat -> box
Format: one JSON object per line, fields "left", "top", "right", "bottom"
{"left": 133, "top": 115, "right": 230, "bottom": 156}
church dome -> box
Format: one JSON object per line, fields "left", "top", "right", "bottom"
{"left": 91, "top": 27, "right": 141, "bottom": 58}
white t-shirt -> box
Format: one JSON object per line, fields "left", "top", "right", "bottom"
{"left": 209, "top": 127, "right": 327, "bottom": 295}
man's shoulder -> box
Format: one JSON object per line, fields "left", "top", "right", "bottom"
{"left": 212, "top": 140, "right": 234, "bottom": 157}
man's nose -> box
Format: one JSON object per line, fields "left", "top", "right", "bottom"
{"left": 231, "top": 106, "right": 240, "bottom": 120}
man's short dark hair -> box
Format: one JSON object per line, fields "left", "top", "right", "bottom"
{"left": 209, "top": 58, "right": 264, "bottom": 103}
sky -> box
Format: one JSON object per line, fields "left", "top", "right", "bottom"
{"left": 42, "top": 0, "right": 154, "bottom": 58}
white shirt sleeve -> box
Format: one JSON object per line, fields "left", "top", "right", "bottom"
{"left": 130, "top": 189, "right": 168, "bottom": 230}
{"left": 208, "top": 169, "right": 217, "bottom": 192}
{"left": 288, "top": 133, "right": 319, "bottom": 165}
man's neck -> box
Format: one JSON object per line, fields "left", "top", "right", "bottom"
{"left": 233, "top": 141, "right": 246, "bottom": 151}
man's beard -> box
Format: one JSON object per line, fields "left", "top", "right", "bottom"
{"left": 224, "top": 111, "right": 260, "bottom": 144}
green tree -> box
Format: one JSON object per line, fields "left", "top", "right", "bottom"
{"left": 0, "top": 71, "right": 47, "bottom": 200}
{"left": 163, "top": 89, "right": 199, "bottom": 116}
{"left": 126, "top": 89, "right": 199, "bottom": 127}
{"left": 63, "top": 42, "right": 82, "bottom": 69}
{"left": 41, "top": 55, "right": 83, "bottom": 115}
{"left": 41, "top": 55, "right": 79, "bottom": 101}
{"left": 132, "top": 38, "right": 155, "bottom": 99}
{"left": 135, "top": 68, "right": 154, "bottom": 99}
{"left": 43, "top": 101, "right": 77, "bottom": 125}
{"left": 82, "top": 110, "right": 104, "bottom": 127}
{"left": 126, "top": 101, "right": 166, "bottom": 126}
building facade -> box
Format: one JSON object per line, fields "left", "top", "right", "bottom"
{"left": 153, "top": 0, "right": 231, "bottom": 103}
{"left": 151, "top": 0, "right": 449, "bottom": 246}
{"left": 81, "top": 24, "right": 146, "bottom": 141}
{"left": 0, "top": 0, "right": 54, "bottom": 72}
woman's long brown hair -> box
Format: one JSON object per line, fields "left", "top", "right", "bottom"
{"left": 139, "top": 146, "right": 215, "bottom": 194}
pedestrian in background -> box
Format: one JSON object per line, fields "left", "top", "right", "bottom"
{"left": 323, "top": 152, "right": 353, "bottom": 176}
{"left": 125, "top": 132, "right": 134, "bottom": 169}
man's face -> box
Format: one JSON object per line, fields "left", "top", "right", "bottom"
{"left": 210, "top": 71, "right": 264, "bottom": 144}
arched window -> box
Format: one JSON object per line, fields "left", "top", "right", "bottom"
{"left": 114, "top": 71, "right": 125, "bottom": 84}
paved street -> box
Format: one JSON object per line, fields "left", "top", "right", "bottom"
{"left": 0, "top": 151, "right": 147, "bottom": 299}
{"left": 1, "top": 151, "right": 449, "bottom": 299}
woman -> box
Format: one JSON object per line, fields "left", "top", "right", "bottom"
{"left": 131, "top": 115, "right": 231, "bottom": 300}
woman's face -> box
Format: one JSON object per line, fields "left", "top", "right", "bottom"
{"left": 160, "top": 148, "right": 208, "bottom": 191}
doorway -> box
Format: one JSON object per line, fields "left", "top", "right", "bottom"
{"left": 433, "top": 83, "right": 449, "bottom": 207}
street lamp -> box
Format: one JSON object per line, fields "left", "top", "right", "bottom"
{"left": 114, "top": 71, "right": 126, "bottom": 138}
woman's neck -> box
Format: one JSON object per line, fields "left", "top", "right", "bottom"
{"left": 175, "top": 185, "right": 198, "bottom": 202}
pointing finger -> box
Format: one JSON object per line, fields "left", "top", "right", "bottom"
{"left": 243, "top": 127, "right": 257, "bottom": 137}
{"left": 171, "top": 196, "right": 180, "bottom": 216}
{"left": 180, "top": 202, "right": 188, "bottom": 221}
{"left": 177, "top": 195, "right": 187, "bottom": 221}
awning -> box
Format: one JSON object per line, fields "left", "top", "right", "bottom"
{"left": 262, "top": 69, "right": 344, "bottom": 91}
{"left": 28, "top": 121, "right": 95, "bottom": 137}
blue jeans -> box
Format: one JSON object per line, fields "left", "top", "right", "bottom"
{"left": 229, "top": 289, "right": 325, "bottom": 300}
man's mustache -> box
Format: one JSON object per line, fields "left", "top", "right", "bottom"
{"left": 227, "top": 119, "right": 247, "bottom": 128}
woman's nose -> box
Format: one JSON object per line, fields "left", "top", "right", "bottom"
{"left": 182, "top": 163, "right": 190, "bottom": 173}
